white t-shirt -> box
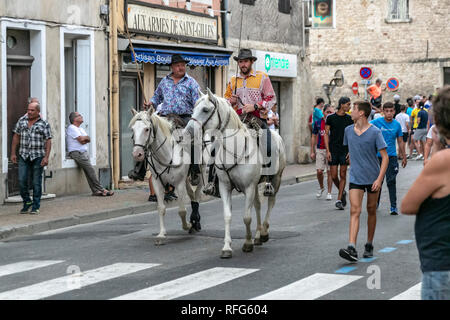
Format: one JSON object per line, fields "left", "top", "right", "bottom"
{"left": 395, "top": 112, "right": 410, "bottom": 133}
{"left": 66, "top": 124, "right": 88, "bottom": 152}
{"left": 427, "top": 124, "right": 435, "bottom": 140}
{"left": 267, "top": 110, "right": 276, "bottom": 130}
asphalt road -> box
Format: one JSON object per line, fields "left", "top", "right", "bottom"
{"left": 0, "top": 161, "right": 424, "bottom": 302}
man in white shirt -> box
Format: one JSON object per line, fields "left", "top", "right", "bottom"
{"left": 395, "top": 104, "right": 410, "bottom": 159}
{"left": 66, "top": 112, "right": 113, "bottom": 196}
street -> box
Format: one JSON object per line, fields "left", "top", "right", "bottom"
{"left": 0, "top": 161, "right": 423, "bottom": 301}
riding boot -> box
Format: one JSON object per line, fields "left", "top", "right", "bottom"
{"left": 128, "top": 160, "right": 147, "bottom": 181}
{"left": 190, "top": 201, "right": 201, "bottom": 231}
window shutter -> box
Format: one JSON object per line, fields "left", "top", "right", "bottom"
{"left": 75, "top": 39, "right": 91, "bottom": 134}
{"left": 278, "top": 0, "right": 291, "bottom": 14}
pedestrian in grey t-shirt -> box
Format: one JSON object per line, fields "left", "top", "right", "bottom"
{"left": 339, "top": 101, "right": 389, "bottom": 263}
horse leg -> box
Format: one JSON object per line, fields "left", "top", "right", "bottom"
{"left": 175, "top": 181, "right": 192, "bottom": 232}
{"left": 220, "top": 184, "right": 233, "bottom": 259}
{"left": 253, "top": 185, "right": 263, "bottom": 246}
{"left": 261, "top": 173, "right": 281, "bottom": 243}
{"left": 154, "top": 182, "right": 167, "bottom": 246}
{"left": 242, "top": 185, "right": 256, "bottom": 253}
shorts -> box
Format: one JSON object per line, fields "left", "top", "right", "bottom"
{"left": 402, "top": 132, "right": 409, "bottom": 143}
{"left": 315, "top": 149, "right": 328, "bottom": 171}
{"left": 329, "top": 152, "right": 348, "bottom": 166}
{"left": 414, "top": 128, "right": 428, "bottom": 142}
{"left": 349, "top": 183, "right": 377, "bottom": 194}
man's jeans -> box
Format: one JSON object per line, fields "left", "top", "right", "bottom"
{"left": 378, "top": 156, "right": 399, "bottom": 209}
{"left": 18, "top": 156, "right": 43, "bottom": 210}
{"left": 422, "top": 271, "right": 450, "bottom": 300}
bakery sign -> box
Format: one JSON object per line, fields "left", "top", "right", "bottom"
{"left": 127, "top": 1, "right": 218, "bottom": 44}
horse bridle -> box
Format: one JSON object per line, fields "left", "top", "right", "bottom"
{"left": 191, "top": 97, "right": 230, "bottom": 134}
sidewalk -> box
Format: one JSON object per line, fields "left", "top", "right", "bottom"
{"left": 0, "top": 163, "right": 316, "bottom": 240}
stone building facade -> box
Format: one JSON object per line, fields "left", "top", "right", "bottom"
{"left": 0, "top": 0, "right": 110, "bottom": 203}
{"left": 309, "top": 0, "right": 450, "bottom": 106}
{"left": 227, "top": 0, "right": 314, "bottom": 164}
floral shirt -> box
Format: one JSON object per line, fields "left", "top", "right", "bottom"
{"left": 151, "top": 73, "right": 200, "bottom": 116}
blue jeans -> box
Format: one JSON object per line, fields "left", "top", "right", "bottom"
{"left": 18, "top": 156, "right": 44, "bottom": 210}
{"left": 422, "top": 271, "right": 450, "bottom": 300}
{"left": 378, "top": 156, "right": 399, "bottom": 209}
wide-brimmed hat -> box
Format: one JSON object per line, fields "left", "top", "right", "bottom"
{"left": 233, "top": 48, "right": 257, "bottom": 62}
{"left": 170, "top": 54, "right": 189, "bottom": 65}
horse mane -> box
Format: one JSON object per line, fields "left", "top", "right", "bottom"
{"left": 129, "top": 111, "right": 173, "bottom": 138}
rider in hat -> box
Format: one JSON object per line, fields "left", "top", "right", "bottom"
{"left": 203, "top": 48, "right": 277, "bottom": 197}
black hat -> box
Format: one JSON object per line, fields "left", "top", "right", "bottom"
{"left": 170, "top": 54, "right": 189, "bottom": 65}
{"left": 233, "top": 48, "right": 257, "bottom": 62}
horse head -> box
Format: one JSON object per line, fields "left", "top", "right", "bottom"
{"left": 130, "top": 108, "right": 153, "bottom": 162}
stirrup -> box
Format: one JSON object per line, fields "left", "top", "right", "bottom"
{"left": 263, "top": 182, "right": 275, "bottom": 197}
{"left": 203, "top": 182, "right": 221, "bottom": 198}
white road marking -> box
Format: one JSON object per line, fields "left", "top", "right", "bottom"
{"left": 113, "top": 267, "right": 259, "bottom": 300}
{"left": 390, "top": 282, "right": 422, "bottom": 300}
{"left": 0, "top": 260, "right": 64, "bottom": 278}
{"left": 0, "top": 263, "right": 158, "bottom": 300}
{"left": 252, "top": 273, "right": 363, "bottom": 300}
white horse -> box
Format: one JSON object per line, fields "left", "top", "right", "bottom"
{"left": 130, "top": 109, "right": 203, "bottom": 245}
{"left": 184, "top": 89, "right": 286, "bottom": 258}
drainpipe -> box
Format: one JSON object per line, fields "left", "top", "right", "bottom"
{"left": 222, "top": 0, "right": 229, "bottom": 48}
{"left": 109, "top": 0, "right": 120, "bottom": 188}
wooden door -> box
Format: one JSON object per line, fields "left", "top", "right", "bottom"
{"left": 7, "top": 65, "right": 31, "bottom": 195}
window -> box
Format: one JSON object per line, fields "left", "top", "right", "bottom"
{"left": 444, "top": 67, "right": 450, "bottom": 86}
{"left": 240, "top": 0, "right": 255, "bottom": 5}
{"left": 278, "top": 0, "right": 291, "bottom": 14}
{"left": 387, "top": 0, "right": 410, "bottom": 21}
{"left": 61, "top": 29, "right": 95, "bottom": 167}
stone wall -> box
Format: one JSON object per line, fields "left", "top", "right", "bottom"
{"left": 309, "top": 0, "right": 450, "bottom": 105}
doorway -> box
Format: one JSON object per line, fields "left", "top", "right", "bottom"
{"left": 6, "top": 30, "right": 33, "bottom": 196}
{"left": 119, "top": 75, "right": 141, "bottom": 179}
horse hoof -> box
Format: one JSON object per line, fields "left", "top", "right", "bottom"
{"left": 220, "top": 250, "right": 232, "bottom": 259}
{"left": 242, "top": 243, "right": 254, "bottom": 253}
{"left": 254, "top": 238, "right": 263, "bottom": 246}
{"left": 154, "top": 238, "right": 165, "bottom": 246}
{"left": 260, "top": 234, "right": 269, "bottom": 243}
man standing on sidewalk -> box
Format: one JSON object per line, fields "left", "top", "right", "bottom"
{"left": 325, "top": 97, "right": 354, "bottom": 210}
{"left": 311, "top": 104, "right": 334, "bottom": 200}
{"left": 66, "top": 112, "right": 113, "bottom": 197}
{"left": 10, "top": 101, "right": 52, "bottom": 215}
{"left": 339, "top": 101, "right": 388, "bottom": 262}
{"left": 371, "top": 102, "right": 407, "bottom": 215}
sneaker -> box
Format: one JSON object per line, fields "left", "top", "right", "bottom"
{"left": 335, "top": 200, "right": 345, "bottom": 210}
{"left": 148, "top": 194, "right": 157, "bottom": 202}
{"left": 416, "top": 154, "right": 424, "bottom": 160}
{"left": 20, "top": 201, "right": 33, "bottom": 214}
{"left": 316, "top": 187, "right": 325, "bottom": 199}
{"left": 363, "top": 243, "right": 374, "bottom": 258}
{"left": 339, "top": 246, "right": 358, "bottom": 262}
{"left": 406, "top": 155, "right": 411, "bottom": 159}
{"left": 30, "top": 209, "right": 40, "bottom": 215}
{"left": 326, "top": 193, "right": 332, "bottom": 201}
{"left": 341, "top": 190, "right": 347, "bottom": 207}
{"left": 390, "top": 207, "right": 399, "bottom": 215}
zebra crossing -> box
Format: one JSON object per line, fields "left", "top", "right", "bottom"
{"left": 0, "top": 260, "right": 422, "bottom": 300}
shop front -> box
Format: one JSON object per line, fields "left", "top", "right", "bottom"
{"left": 114, "top": 0, "right": 232, "bottom": 185}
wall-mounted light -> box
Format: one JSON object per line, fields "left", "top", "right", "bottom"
{"left": 207, "top": 6, "right": 214, "bottom": 17}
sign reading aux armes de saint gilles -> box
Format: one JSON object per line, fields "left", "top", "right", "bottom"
{"left": 127, "top": 2, "right": 218, "bottom": 44}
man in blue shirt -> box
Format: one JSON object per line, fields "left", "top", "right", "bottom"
{"left": 371, "top": 102, "right": 407, "bottom": 215}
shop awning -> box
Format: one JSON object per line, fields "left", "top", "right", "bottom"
{"left": 132, "top": 48, "right": 231, "bottom": 67}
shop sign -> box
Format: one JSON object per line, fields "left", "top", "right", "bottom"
{"left": 254, "top": 50, "right": 297, "bottom": 78}
{"left": 127, "top": 1, "right": 218, "bottom": 44}
{"left": 311, "top": 0, "right": 336, "bottom": 29}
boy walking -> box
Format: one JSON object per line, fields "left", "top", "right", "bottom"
{"left": 339, "top": 101, "right": 389, "bottom": 262}
{"left": 371, "top": 102, "right": 407, "bottom": 215}
{"left": 311, "top": 105, "right": 334, "bottom": 200}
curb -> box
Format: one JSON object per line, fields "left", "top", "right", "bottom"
{"left": 0, "top": 172, "right": 316, "bottom": 241}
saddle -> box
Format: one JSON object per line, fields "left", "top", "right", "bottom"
{"left": 239, "top": 113, "right": 263, "bottom": 132}
{"left": 164, "top": 113, "right": 189, "bottom": 129}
